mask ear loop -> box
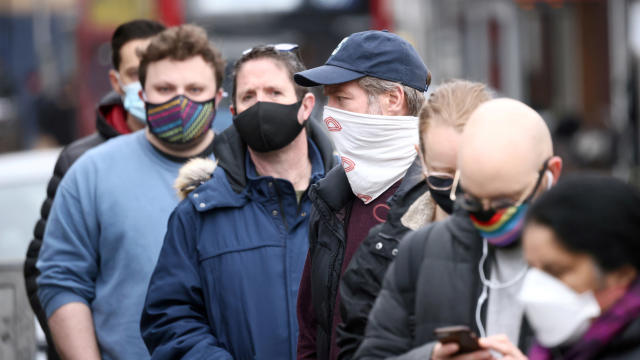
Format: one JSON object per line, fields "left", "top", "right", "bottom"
{"left": 475, "top": 238, "right": 530, "bottom": 338}
{"left": 545, "top": 170, "right": 554, "bottom": 191}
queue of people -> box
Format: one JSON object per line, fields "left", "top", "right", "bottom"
{"left": 24, "top": 18, "right": 640, "bottom": 360}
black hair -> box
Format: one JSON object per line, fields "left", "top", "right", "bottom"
{"left": 526, "top": 174, "right": 640, "bottom": 271}
{"left": 231, "top": 45, "right": 309, "bottom": 109}
{"left": 111, "top": 19, "right": 166, "bottom": 70}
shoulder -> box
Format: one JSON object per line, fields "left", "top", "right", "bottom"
{"left": 184, "top": 165, "right": 247, "bottom": 213}
{"left": 57, "top": 133, "right": 106, "bottom": 170}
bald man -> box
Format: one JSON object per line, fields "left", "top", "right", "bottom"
{"left": 354, "top": 98, "right": 562, "bottom": 360}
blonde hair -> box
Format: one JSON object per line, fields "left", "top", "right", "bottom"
{"left": 418, "top": 79, "right": 492, "bottom": 153}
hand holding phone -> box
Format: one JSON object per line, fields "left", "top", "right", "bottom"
{"left": 433, "top": 325, "right": 481, "bottom": 354}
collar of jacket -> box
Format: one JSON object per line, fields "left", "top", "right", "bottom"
{"left": 213, "top": 117, "right": 337, "bottom": 194}
{"left": 309, "top": 164, "right": 354, "bottom": 214}
{"left": 187, "top": 166, "right": 249, "bottom": 212}
{"left": 388, "top": 157, "right": 424, "bottom": 204}
{"left": 245, "top": 137, "right": 326, "bottom": 188}
{"left": 96, "top": 91, "right": 125, "bottom": 139}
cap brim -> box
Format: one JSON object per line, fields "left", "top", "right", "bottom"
{"left": 294, "top": 65, "right": 364, "bottom": 87}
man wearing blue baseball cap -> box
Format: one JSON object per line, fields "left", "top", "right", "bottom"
{"left": 294, "top": 30, "right": 430, "bottom": 360}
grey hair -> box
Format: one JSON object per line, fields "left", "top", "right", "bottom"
{"left": 357, "top": 76, "right": 425, "bottom": 116}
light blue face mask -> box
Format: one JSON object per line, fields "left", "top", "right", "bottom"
{"left": 120, "top": 81, "right": 146, "bottom": 123}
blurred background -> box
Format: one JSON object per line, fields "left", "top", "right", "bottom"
{"left": 1, "top": 0, "right": 639, "bottom": 358}
{"left": 1, "top": 0, "right": 639, "bottom": 173}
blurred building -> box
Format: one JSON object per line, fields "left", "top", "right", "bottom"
{"left": 1, "top": 0, "right": 639, "bottom": 180}
{"left": 391, "top": 0, "right": 638, "bottom": 181}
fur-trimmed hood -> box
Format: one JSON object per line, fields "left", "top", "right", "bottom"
{"left": 174, "top": 157, "right": 217, "bottom": 200}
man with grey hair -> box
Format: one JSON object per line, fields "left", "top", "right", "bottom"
{"left": 293, "top": 30, "right": 430, "bottom": 360}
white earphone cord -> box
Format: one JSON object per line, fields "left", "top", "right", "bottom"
{"left": 475, "top": 239, "right": 529, "bottom": 338}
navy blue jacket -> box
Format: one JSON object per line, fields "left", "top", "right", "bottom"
{"left": 141, "top": 122, "right": 338, "bottom": 360}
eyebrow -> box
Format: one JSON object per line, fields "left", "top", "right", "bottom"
{"left": 323, "top": 86, "right": 341, "bottom": 96}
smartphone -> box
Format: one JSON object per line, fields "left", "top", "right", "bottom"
{"left": 433, "top": 325, "right": 481, "bottom": 354}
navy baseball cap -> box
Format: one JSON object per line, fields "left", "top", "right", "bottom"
{"left": 294, "top": 30, "right": 430, "bottom": 92}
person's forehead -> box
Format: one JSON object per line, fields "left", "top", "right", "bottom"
{"left": 236, "top": 57, "right": 293, "bottom": 90}
{"left": 119, "top": 38, "right": 151, "bottom": 65}
{"left": 523, "top": 223, "right": 578, "bottom": 266}
{"left": 523, "top": 223, "right": 559, "bottom": 263}
{"left": 423, "top": 126, "right": 460, "bottom": 168}
{"left": 323, "top": 79, "right": 363, "bottom": 95}
{"left": 146, "top": 56, "right": 216, "bottom": 85}
{"left": 459, "top": 156, "right": 536, "bottom": 199}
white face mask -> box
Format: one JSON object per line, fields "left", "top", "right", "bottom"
{"left": 518, "top": 268, "right": 601, "bottom": 348}
{"left": 323, "top": 105, "right": 418, "bottom": 204}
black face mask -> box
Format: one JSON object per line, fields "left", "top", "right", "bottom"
{"left": 233, "top": 101, "right": 305, "bottom": 153}
{"left": 428, "top": 187, "right": 454, "bottom": 215}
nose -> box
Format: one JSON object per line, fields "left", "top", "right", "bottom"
{"left": 255, "top": 91, "right": 267, "bottom": 103}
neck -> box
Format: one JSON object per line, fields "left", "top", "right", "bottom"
{"left": 145, "top": 128, "right": 214, "bottom": 158}
{"left": 248, "top": 129, "right": 311, "bottom": 191}
{"left": 126, "top": 112, "right": 145, "bottom": 132}
{"left": 433, "top": 205, "right": 449, "bottom": 222}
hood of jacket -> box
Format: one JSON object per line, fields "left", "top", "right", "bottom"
{"left": 96, "top": 91, "right": 128, "bottom": 139}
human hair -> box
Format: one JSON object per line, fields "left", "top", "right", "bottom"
{"left": 525, "top": 174, "right": 640, "bottom": 272}
{"left": 111, "top": 19, "right": 166, "bottom": 71}
{"left": 418, "top": 80, "right": 492, "bottom": 154}
{"left": 138, "top": 24, "right": 225, "bottom": 90}
{"left": 357, "top": 76, "right": 425, "bottom": 116}
{"left": 231, "top": 45, "right": 309, "bottom": 109}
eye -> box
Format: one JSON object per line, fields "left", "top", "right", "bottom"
{"left": 267, "top": 88, "right": 282, "bottom": 97}
{"left": 127, "top": 70, "right": 139, "bottom": 81}
{"left": 188, "top": 86, "right": 204, "bottom": 94}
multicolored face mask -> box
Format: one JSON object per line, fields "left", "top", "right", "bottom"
{"left": 146, "top": 95, "right": 216, "bottom": 144}
{"left": 469, "top": 203, "right": 529, "bottom": 247}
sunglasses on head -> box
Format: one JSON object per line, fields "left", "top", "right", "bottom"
{"left": 242, "top": 43, "right": 300, "bottom": 56}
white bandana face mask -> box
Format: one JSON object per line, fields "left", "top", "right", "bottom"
{"left": 517, "top": 268, "right": 601, "bottom": 348}
{"left": 323, "top": 105, "right": 418, "bottom": 204}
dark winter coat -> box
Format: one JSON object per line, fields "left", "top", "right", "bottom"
{"left": 336, "top": 160, "right": 433, "bottom": 359}
{"left": 354, "top": 210, "right": 534, "bottom": 359}
{"left": 141, "top": 122, "right": 339, "bottom": 360}
{"left": 23, "top": 92, "right": 127, "bottom": 360}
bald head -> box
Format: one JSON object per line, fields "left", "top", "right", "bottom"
{"left": 458, "top": 98, "right": 554, "bottom": 199}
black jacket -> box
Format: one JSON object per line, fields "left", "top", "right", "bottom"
{"left": 23, "top": 92, "right": 125, "bottom": 360}
{"left": 354, "top": 210, "right": 533, "bottom": 359}
{"left": 337, "top": 160, "right": 431, "bottom": 360}
{"left": 300, "top": 164, "right": 355, "bottom": 359}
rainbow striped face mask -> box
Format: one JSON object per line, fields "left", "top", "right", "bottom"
{"left": 469, "top": 203, "right": 529, "bottom": 247}
{"left": 146, "top": 95, "right": 216, "bottom": 144}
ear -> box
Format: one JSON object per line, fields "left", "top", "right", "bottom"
{"left": 297, "top": 92, "right": 316, "bottom": 125}
{"left": 382, "top": 85, "right": 407, "bottom": 116}
{"left": 109, "top": 69, "right": 124, "bottom": 95}
{"left": 138, "top": 89, "right": 145, "bottom": 102}
{"left": 229, "top": 104, "right": 236, "bottom": 116}
{"left": 214, "top": 88, "right": 224, "bottom": 107}
{"left": 547, "top": 156, "right": 563, "bottom": 185}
